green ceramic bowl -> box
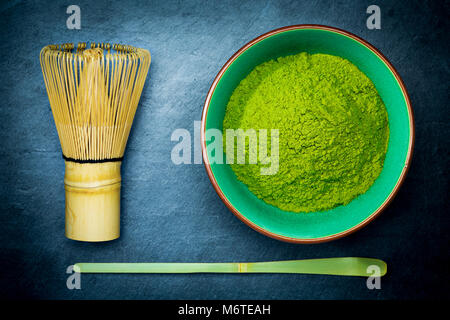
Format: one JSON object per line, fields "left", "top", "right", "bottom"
{"left": 201, "top": 25, "right": 414, "bottom": 243}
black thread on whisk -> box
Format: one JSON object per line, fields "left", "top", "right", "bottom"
{"left": 62, "top": 154, "right": 124, "bottom": 164}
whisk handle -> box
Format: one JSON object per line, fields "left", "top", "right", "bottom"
{"left": 64, "top": 161, "right": 122, "bottom": 242}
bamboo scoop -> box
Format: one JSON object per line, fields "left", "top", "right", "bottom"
{"left": 74, "top": 257, "right": 386, "bottom": 277}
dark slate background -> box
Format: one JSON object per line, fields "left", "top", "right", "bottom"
{"left": 0, "top": 0, "right": 448, "bottom": 300}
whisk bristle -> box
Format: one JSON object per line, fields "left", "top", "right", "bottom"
{"left": 40, "top": 43, "right": 151, "bottom": 162}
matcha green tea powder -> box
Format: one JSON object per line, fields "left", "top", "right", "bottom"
{"left": 223, "top": 53, "right": 389, "bottom": 213}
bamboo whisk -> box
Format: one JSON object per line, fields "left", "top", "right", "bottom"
{"left": 40, "top": 42, "right": 151, "bottom": 242}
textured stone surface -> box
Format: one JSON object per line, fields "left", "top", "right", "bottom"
{"left": 0, "top": 0, "right": 448, "bottom": 299}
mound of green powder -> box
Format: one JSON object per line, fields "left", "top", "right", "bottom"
{"left": 223, "top": 52, "right": 389, "bottom": 212}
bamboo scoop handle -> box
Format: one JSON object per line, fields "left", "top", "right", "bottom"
{"left": 74, "top": 257, "right": 386, "bottom": 277}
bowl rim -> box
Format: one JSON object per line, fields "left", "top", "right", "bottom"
{"left": 200, "top": 24, "right": 415, "bottom": 243}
